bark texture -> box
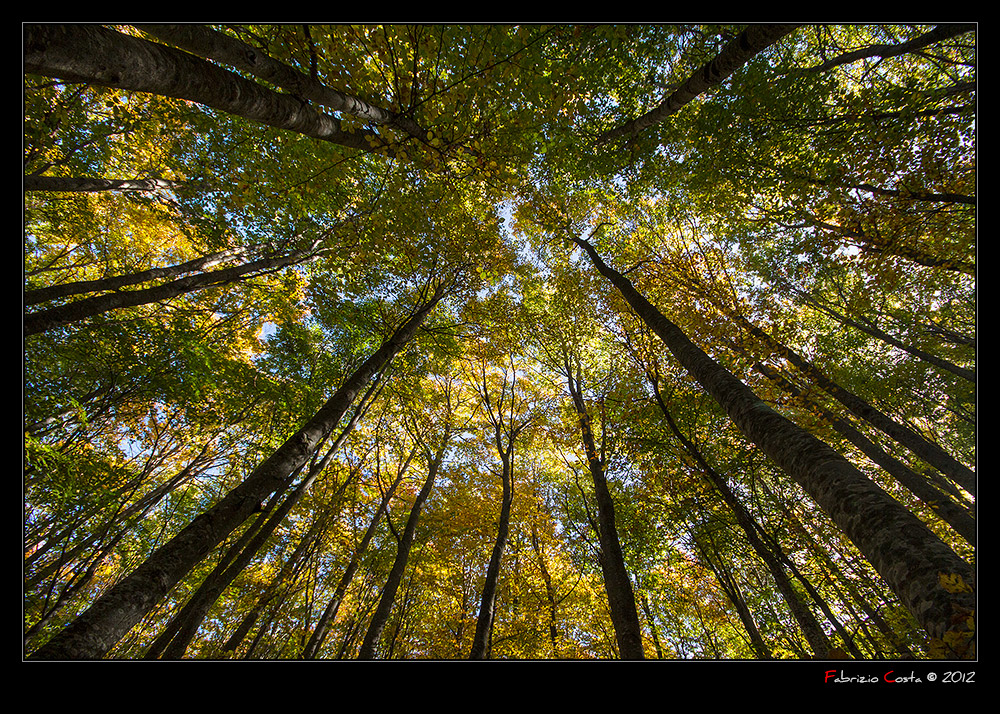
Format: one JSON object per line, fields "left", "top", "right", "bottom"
{"left": 24, "top": 247, "right": 319, "bottom": 335}
{"left": 134, "top": 24, "right": 425, "bottom": 139}
{"left": 565, "top": 355, "right": 645, "bottom": 659}
{"left": 741, "top": 317, "right": 977, "bottom": 497}
{"left": 756, "top": 363, "right": 976, "bottom": 546}
{"left": 29, "top": 283, "right": 447, "bottom": 660}
{"left": 24, "top": 248, "right": 248, "bottom": 306}
{"left": 596, "top": 24, "right": 799, "bottom": 146}
{"left": 570, "top": 234, "right": 975, "bottom": 654}
{"left": 24, "top": 175, "right": 182, "bottom": 193}
{"left": 24, "top": 24, "right": 376, "bottom": 151}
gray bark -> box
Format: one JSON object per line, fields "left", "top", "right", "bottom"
{"left": 25, "top": 248, "right": 248, "bottom": 306}
{"left": 24, "top": 246, "right": 320, "bottom": 335}
{"left": 564, "top": 352, "right": 645, "bottom": 659}
{"left": 803, "top": 24, "right": 976, "bottom": 74}
{"left": 596, "top": 24, "right": 800, "bottom": 146}
{"left": 24, "top": 175, "right": 182, "bottom": 194}
{"left": 756, "top": 362, "right": 976, "bottom": 546}
{"left": 741, "top": 317, "right": 976, "bottom": 497}
{"left": 569, "top": 233, "right": 975, "bottom": 653}
{"left": 24, "top": 24, "right": 378, "bottom": 151}
{"left": 29, "top": 281, "right": 448, "bottom": 660}
{"left": 134, "top": 24, "right": 426, "bottom": 139}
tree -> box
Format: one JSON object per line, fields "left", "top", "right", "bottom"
{"left": 565, "top": 230, "right": 973, "bottom": 651}
{"left": 356, "top": 376, "right": 459, "bottom": 659}
{"left": 25, "top": 23, "right": 975, "bottom": 660}
{"left": 467, "top": 355, "right": 534, "bottom": 659}
{"left": 29, "top": 277, "right": 454, "bottom": 659}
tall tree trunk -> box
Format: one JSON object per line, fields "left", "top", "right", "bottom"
{"left": 469, "top": 454, "right": 513, "bottom": 659}
{"left": 738, "top": 315, "right": 977, "bottom": 497}
{"left": 29, "top": 282, "right": 448, "bottom": 660}
{"left": 469, "top": 361, "right": 530, "bottom": 660}
{"left": 25, "top": 456, "right": 203, "bottom": 592}
{"left": 794, "top": 290, "right": 975, "bottom": 383}
{"left": 24, "top": 24, "right": 379, "bottom": 151}
{"left": 812, "top": 539, "right": 918, "bottom": 658}
{"left": 22, "top": 174, "right": 181, "bottom": 193}
{"left": 356, "top": 430, "right": 450, "bottom": 660}
{"left": 564, "top": 353, "right": 645, "bottom": 660}
{"left": 691, "top": 531, "right": 774, "bottom": 659}
{"left": 134, "top": 24, "right": 426, "bottom": 140}
{"left": 24, "top": 246, "right": 320, "bottom": 335}
{"left": 299, "top": 446, "right": 416, "bottom": 659}
{"left": 532, "top": 530, "right": 561, "bottom": 656}
{"left": 24, "top": 175, "right": 183, "bottom": 194}
{"left": 638, "top": 593, "right": 665, "bottom": 659}
{"left": 217, "top": 504, "right": 332, "bottom": 658}
{"left": 647, "top": 371, "right": 831, "bottom": 657}
{"left": 802, "top": 24, "right": 976, "bottom": 74}
{"left": 25, "top": 247, "right": 249, "bottom": 306}
{"left": 798, "top": 173, "right": 975, "bottom": 206}
{"left": 144, "top": 375, "right": 383, "bottom": 659}
{"left": 756, "top": 362, "right": 976, "bottom": 546}
{"left": 568, "top": 233, "right": 975, "bottom": 656}
{"left": 596, "top": 24, "right": 799, "bottom": 146}
{"left": 807, "top": 217, "right": 975, "bottom": 275}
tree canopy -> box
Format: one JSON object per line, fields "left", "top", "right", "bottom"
{"left": 23, "top": 23, "right": 975, "bottom": 662}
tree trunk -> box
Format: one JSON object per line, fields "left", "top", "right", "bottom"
{"left": 795, "top": 291, "right": 975, "bottom": 383}
{"left": 803, "top": 24, "right": 976, "bottom": 74}
{"left": 134, "top": 24, "right": 426, "bottom": 140}
{"left": 29, "top": 282, "right": 447, "bottom": 660}
{"left": 648, "top": 372, "right": 831, "bottom": 657}
{"left": 692, "top": 532, "right": 773, "bottom": 659}
{"left": 469, "top": 362, "right": 529, "bottom": 660}
{"left": 807, "top": 218, "right": 975, "bottom": 275}
{"left": 756, "top": 362, "right": 976, "bottom": 546}
{"left": 24, "top": 246, "right": 320, "bottom": 335}
{"left": 356, "top": 432, "right": 450, "bottom": 659}
{"left": 217, "top": 505, "right": 332, "bottom": 658}
{"left": 469, "top": 452, "right": 513, "bottom": 659}
{"left": 569, "top": 233, "right": 975, "bottom": 655}
{"left": 596, "top": 24, "right": 799, "bottom": 146}
{"left": 799, "top": 174, "right": 975, "bottom": 206}
{"left": 145, "top": 375, "right": 383, "bottom": 659}
{"left": 564, "top": 354, "right": 645, "bottom": 659}
{"left": 24, "top": 24, "right": 379, "bottom": 151}
{"left": 25, "top": 248, "right": 249, "bottom": 306}
{"left": 740, "top": 316, "right": 977, "bottom": 497}
{"left": 24, "top": 175, "right": 183, "bottom": 194}
{"left": 299, "top": 446, "right": 416, "bottom": 659}
{"left": 25, "top": 457, "right": 203, "bottom": 592}
{"left": 638, "top": 593, "right": 665, "bottom": 659}
{"left": 530, "top": 519, "right": 560, "bottom": 656}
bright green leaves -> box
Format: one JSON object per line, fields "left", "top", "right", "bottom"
{"left": 24, "top": 24, "right": 975, "bottom": 660}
